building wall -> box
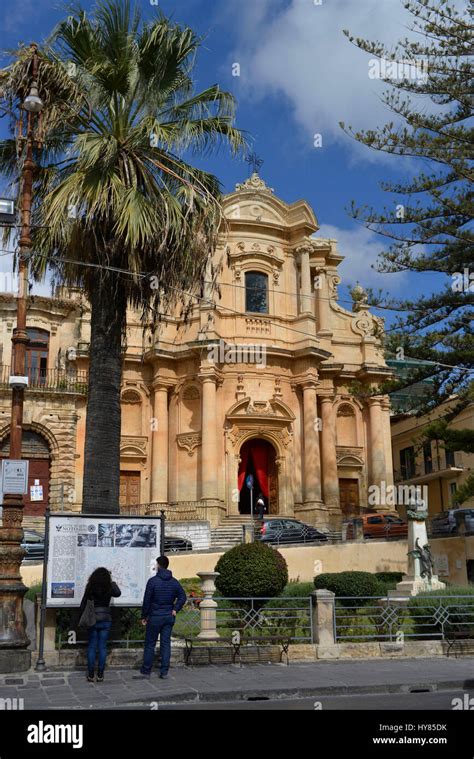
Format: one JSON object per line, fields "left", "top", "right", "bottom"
{"left": 20, "top": 535, "right": 474, "bottom": 586}
{"left": 391, "top": 401, "right": 474, "bottom": 515}
{"left": 0, "top": 174, "right": 395, "bottom": 527}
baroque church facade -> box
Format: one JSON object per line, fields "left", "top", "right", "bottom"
{"left": 0, "top": 173, "right": 394, "bottom": 529}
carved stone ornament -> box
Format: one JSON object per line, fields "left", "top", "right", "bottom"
{"left": 235, "top": 173, "right": 274, "bottom": 194}
{"left": 328, "top": 274, "right": 341, "bottom": 299}
{"left": 177, "top": 433, "right": 202, "bottom": 457}
{"left": 246, "top": 400, "right": 274, "bottom": 415}
{"left": 352, "top": 315, "right": 373, "bottom": 337}
{"left": 337, "top": 403, "right": 356, "bottom": 417}
{"left": 182, "top": 385, "right": 200, "bottom": 401}
{"left": 121, "top": 389, "right": 142, "bottom": 404}
{"left": 350, "top": 282, "right": 369, "bottom": 312}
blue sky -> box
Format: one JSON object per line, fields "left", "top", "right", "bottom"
{"left": 0, "top": 0, "right": 462, "bottom": 326}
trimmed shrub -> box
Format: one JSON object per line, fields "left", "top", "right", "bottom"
{"left": 215, "top": 542, "right": 288, "bottom": 599}
{"left": 375, "top": 572, "right": 404, "bottom": 595}
{"left": 374, "top": 572, "right": 404, "bottom": 585}
{"left": 408, "top": 586, "right": 474, "bottom": 638}
{"left": 280, "top": 581, "right": 314, "bottom": 598}
{"left": 314, "top": 571, "right": 385, "bottom": 608}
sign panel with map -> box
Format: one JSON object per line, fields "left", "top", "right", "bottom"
{"left": 46, "top": 514, "right": 163, "bottom": 607}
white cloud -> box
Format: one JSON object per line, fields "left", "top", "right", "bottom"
{"left": 316, "top": 223, "right": 408, "bottom": 292}
{"left": 230, "top": 0, "right": 463, "bottom": 161}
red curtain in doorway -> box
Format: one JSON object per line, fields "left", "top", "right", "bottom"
{"left": 237, "top": 443, "right": 250, "bottom": 491}
{"left": 251, "top": 442, "right": 270, "bottom": 499}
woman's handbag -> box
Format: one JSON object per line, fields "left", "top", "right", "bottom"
{"left": 78, "top": 599, "right": 97, "bottom": 629}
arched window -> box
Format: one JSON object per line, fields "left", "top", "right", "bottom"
{"left": 245, "top": 271, "right": 268, "bottom": 314}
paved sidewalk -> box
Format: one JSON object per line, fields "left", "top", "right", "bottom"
{"left": 1, "top": 658, "right": 474, "bottom": 709}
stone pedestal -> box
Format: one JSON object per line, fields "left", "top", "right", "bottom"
{"left": 0, "top": 495, "right": 30, "bottom": 672}
{"left": 390, "top": 508, "right": 445, "bottom": 599}
{"left": 0, "top": 649, "right": 31, "bottom": 673}
{"left": 197, "top": 571, "right": 220, "bottom": 639}
{"left": 311, "top": 590, "right": 335, "bottom": 645}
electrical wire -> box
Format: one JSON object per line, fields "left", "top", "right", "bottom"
{"left": 0, "top": 247, "right": 472, "bottom": 374}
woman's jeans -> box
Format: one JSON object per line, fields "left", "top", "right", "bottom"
{"left": 141, "top": 615, "right": 175, "bottom": 675}
{"left": 87, "top": 620, "right": 112, "bottom": 672}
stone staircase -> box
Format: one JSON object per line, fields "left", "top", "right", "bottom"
{"left": 210, "top": 516, "right": 256, "bottom": 551}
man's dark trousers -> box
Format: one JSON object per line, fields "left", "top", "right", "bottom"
{"left": 141, "top": 614, "right": 174, "bottom": 675}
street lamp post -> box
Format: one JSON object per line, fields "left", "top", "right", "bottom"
{"left": 0, "top": 44, "right": 43, "bottom": 673}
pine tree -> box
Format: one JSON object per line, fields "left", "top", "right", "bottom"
{"left": 342, "top": 0, "right": 473, "bottom": 501}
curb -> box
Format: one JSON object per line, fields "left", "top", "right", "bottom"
{"left": 101, "top": 678, "right": 474, "bottom": 707}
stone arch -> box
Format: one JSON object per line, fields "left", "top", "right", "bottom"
{"left": 0, "top": 421, "right": 59, "bottom": 457}
{"left": 237, "top": 436, "right": 280, "bottom": 515}
{"left": 0, "top": 424, "right": 57, "bottom": 516}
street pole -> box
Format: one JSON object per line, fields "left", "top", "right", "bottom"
{"left": 0, "top": 44, "right": 42, "bottom": 672}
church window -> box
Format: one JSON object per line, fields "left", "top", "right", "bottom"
{"left": 245, "top": 271, "right": 268, "bottom": 314}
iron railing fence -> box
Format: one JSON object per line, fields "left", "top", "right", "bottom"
{"left": 56, "top": 595, "right": 313, "bottom": 649}
{"left": 0, "top": 365, "right": 88, "bottom": 393}
{"left": 333, "top": 596, "right": 474, "bottom": 643}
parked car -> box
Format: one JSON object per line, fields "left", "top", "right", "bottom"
{"left": 430, "top": 508, "right": 474, "bottom": 536}
{"left": 345, "top": 513, "right": 408, "bottom": 541}
{"left": 21, "top": 529, "right": 45, "bottom": 560}
{"left": 258, "top": 518, "right": 328, "bottom": 545}
{"left": 163, "top": 535, "right": 193, "bottom": 553}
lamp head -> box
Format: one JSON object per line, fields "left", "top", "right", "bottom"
{"left": 23, "top": 81, "right": 43, "bottom": 113}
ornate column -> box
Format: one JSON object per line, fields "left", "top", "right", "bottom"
{"left": 297, "top": 244, "right": 313, "bottom": 315}
{"left": 381, "top": 396, "right": 394, "bottom": 488}
{"left": 150, "top": 382, "right": 170, "bottom": 504}
{"left": 368, "top": 397, "right": 388, "bottom": 491}
{"left": 200, "top": 368, "right": 219, "bottom": 502}
{"left": 320, "top": 396, "right": 340, "bottom": 512}
{"left": 302, "top": 378, "right": 322, "bottom": 504}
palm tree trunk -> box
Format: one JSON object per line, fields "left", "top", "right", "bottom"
{"left": 82, "top": 274, "right": 126, "bottom": 514}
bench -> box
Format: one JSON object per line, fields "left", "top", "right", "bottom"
{"left": 184, "top": 635, "right": 292, "bottom": 666}
{"left": 445, "top": 627, "right": 474, "bottom": 657}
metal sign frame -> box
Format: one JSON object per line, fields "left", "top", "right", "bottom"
{"left": 35, "top": 508, "right": 166, "bottom": 671}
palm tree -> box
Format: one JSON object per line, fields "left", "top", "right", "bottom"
{"left": 0, "top": 0, "right": 244, "bottom": 513}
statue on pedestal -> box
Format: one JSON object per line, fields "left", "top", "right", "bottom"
{"left": 389, "top": 496, "right": 445, "bottom": 599}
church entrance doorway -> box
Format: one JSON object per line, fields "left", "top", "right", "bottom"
{"left": 238, "top": 439, "right": 278, "bottom": 515}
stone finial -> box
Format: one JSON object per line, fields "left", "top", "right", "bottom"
{"left": 349, "top": 282, "right": 369, "bottom": 312}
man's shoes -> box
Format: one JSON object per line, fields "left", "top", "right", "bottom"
{"left": 97, "top": 670, "right": 104, "bottom": 683}
{"left": 86, "top": 671, "right": 95, "bottom": 683}
{"left": 159, "top": 673, "right": 169, "bottom": 680}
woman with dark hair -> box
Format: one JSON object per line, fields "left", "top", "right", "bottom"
{"left": 78, "top": 567, "right": 121, "bottom": 683}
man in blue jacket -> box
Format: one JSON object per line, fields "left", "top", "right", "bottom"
{"left": 139, "top": 556, "right": 187, "bottom": 679}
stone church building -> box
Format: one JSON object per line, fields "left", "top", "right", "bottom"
{"left": 0, "top": 173, "right": 394, "bottom": 529}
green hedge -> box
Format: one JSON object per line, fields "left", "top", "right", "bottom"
{"left": 408, "top": 587, "right": 474, "bottom": 638}
{"left": 374, "top": 572, "right": 404, "bottom": 585}
{"left": 215, "top": 542, "right": 288, "bottom": 599}
{"left": 24, "top": 583, "right": 42, "bottom": 602}
{"left": 314, "top": 571, "right": 385, "bottom": 608}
